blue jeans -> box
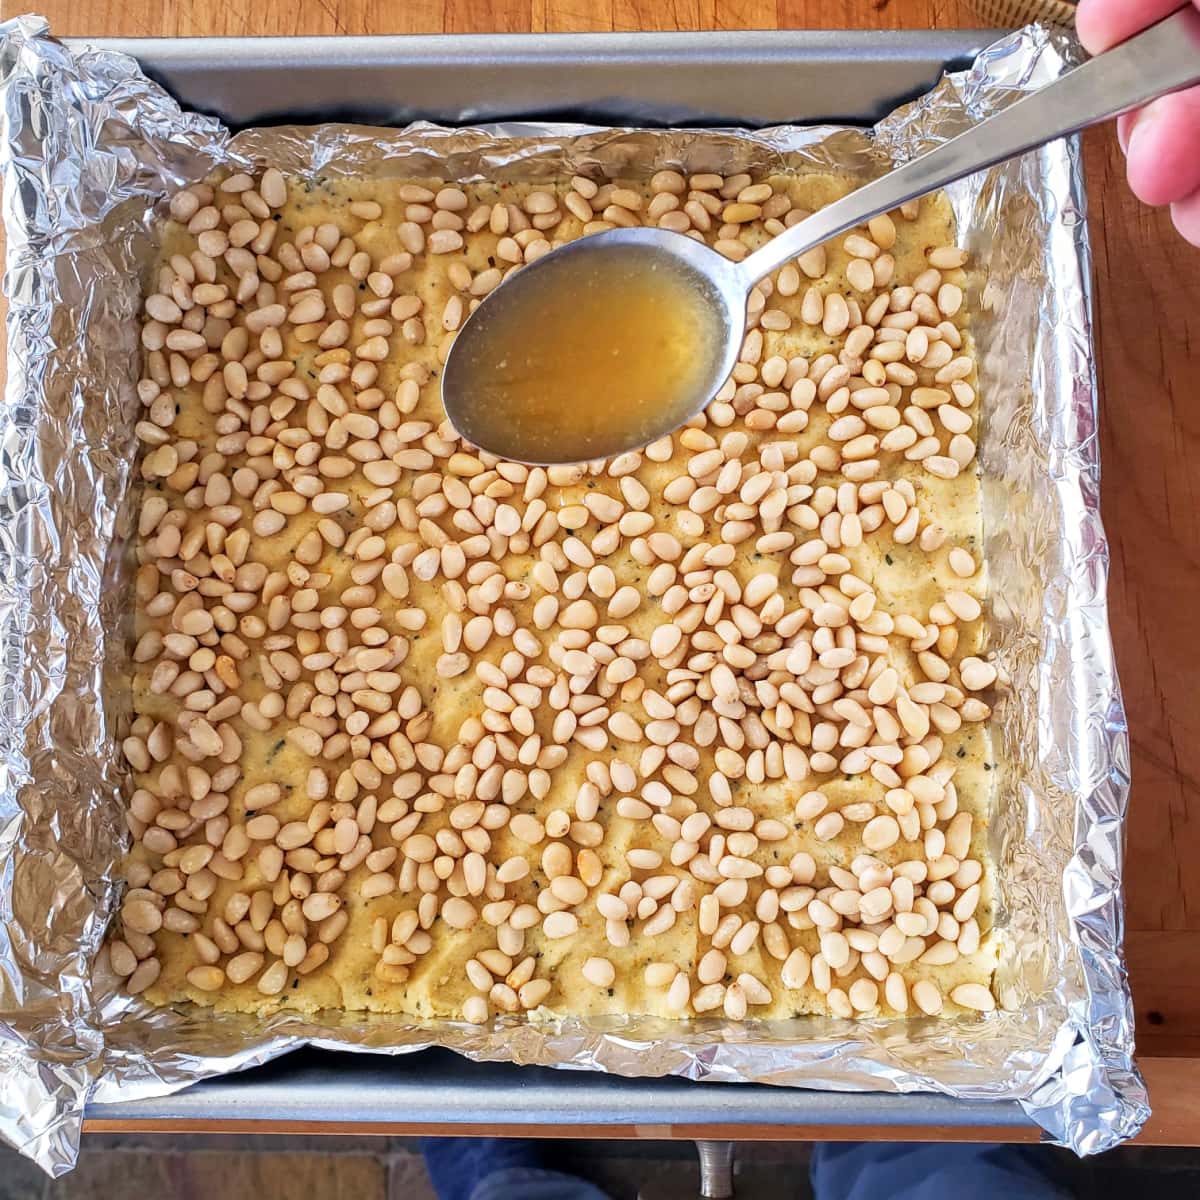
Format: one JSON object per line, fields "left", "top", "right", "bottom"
{"left": 421, "top": 1138, "right": 1074, "bottom": 1200}
{"left": 467, "top": 1165, "right": 613, "bottom": 1200}
{"left": 809, "top": 1142, "right": 1074, "bottom": 1199}
{"left": 421, "top": 1138, "right": 612, "bottom": 1200}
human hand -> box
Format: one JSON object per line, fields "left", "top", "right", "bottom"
{"left": 1075, "top": 0, "right": 1200, "bottom": 244}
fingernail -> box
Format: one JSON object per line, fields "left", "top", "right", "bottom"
{"left": 1118, "top": 109, "right": 1141, "bottom": 155}
{"left": 1124, "top": 102, "right": 1163, "bottom": 161}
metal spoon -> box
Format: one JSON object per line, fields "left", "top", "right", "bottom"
{"left": 444, "top": 8, "right": 1200, "bottom": 464}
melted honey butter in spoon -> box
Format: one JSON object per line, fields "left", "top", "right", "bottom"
{"left": 443, "top": 242, "right": 728, "bottom": 464}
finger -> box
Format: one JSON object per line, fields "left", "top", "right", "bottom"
{"left": 1125, "top": 87, "right": 1200, "bottom": 206}
{"left": 1075, "top": 0, "right": 1188, "bottom": 54}
{"left": 1169, "top": 187, "right": 1200, "bottom": 246}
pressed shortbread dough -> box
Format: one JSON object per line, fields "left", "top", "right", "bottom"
{"left": 127, "top": 169, "right": 996, "bottom": 1020}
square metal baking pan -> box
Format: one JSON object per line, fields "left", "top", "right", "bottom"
{"left": 72, "top": 29, "right": 1032, "bottom": 1137}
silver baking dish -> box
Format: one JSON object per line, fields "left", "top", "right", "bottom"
{"left": 84, "top": 1047, "right": 1028, "bottom": 1132}
{"left": 69, "top": 28, "right": 1031, "bottom": 1136}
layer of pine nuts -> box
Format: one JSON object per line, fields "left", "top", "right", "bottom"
{"left": 114, "top": 159, "right": 1000, "bottom": 1023}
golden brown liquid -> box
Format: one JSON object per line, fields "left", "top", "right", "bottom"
{"left": 447, "top": 247, "right": 725, "bottom": 463}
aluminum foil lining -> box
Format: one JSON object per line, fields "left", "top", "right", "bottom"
{"left": 0, "top": 14, "right": 1146, "bottom": 1173}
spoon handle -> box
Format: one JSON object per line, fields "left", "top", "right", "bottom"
{"left": 739, "top": 7, "right": 1200, "bottom": 286}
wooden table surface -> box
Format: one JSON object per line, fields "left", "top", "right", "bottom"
{"left": 32, "top": 0, "right": 1200, "bottom": 1146}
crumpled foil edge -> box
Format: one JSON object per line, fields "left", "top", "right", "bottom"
{"left": 0, "top": 13, "right": 1146, "bottom": 1172}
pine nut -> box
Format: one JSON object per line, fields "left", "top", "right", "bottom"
{"left": 583, "top": 957, "right": 615, "bottom": 988}
{"left": 950, "top": 983, "right": 995, "bottom": 1012}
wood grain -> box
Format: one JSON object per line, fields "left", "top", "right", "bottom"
{"left": 80, "top": 1118, "right": 1044, "bottom": 1142}
{"left": 1083, "top": 117, "right": 1200, "bottom": 1063}
{"left": 39, "top": 0, "right": 993, "bottom": 36}
{"left": 1126, "top": 931, "right": 1200, "bottom": 1058}
{"left": 28, "top": 0, "right": 1200, "bottom": 1141}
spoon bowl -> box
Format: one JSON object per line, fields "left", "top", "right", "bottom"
{"left": 441, "top": 227, "right": 746, "bottom": 465}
